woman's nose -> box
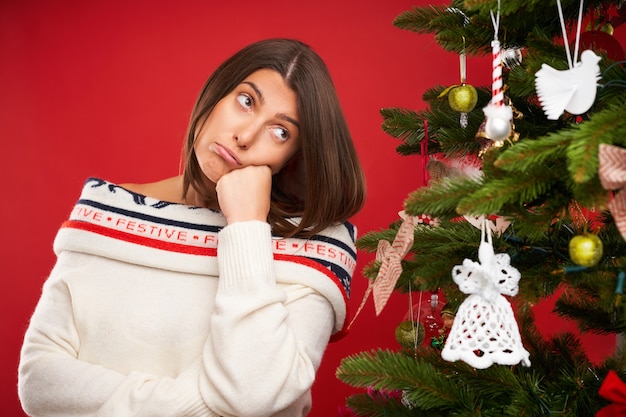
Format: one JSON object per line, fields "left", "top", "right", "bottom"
{"left": 234, "top": 135, "right": 247, "bottom": 149}
{"left": 234, "top": 121, "right": 261, "bottom": 149}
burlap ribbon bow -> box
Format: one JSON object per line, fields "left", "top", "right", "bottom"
{"left": 598, "top": 144, "right": 626, "bottom": 241}
{"left": 370, "top": 212, "right": 416, "bottom": 315}
{"left": 348, "top": 211, "right": 417, "bottom": 327}
{"left": 597, "top": 370, "right": 626, "bottom": 417}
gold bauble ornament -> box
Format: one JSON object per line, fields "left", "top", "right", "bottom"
{"left": 569, "top": 233, "right": 603, "bottom": 267}
{"left": 601, "top": 23, "right": 614, "bottom": 36}
{"left": 447, "top": 83, "right": 478, "bottom": 113}
{"left": 395, "top": 320, "right": 425, "bottom": 348}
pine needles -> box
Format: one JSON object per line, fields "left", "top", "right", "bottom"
{"left": 340, "top": 1, "right": 626, "bottom": 415}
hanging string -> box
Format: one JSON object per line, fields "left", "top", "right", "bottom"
{"left": 556, "top": 0, "right": 585, "bottom": 69}
{"left": 407, "top": 281, "right": 423, "bottom": 350}
{"left": 489, "top": 0, "right": 503, "bottom": 107}
{"left": 457, "top": 37, "right": 470, "bottom": 128}
{"left": 422, "top": 119, "right": 429, "bottom": 185}
{"left": 459, "top": 37, "right": 467, "bottom": 84}
{"left": 573, "top": 0, "right": 585, "bottom": 67}
{"left": 489, "top": 0, "right": 501, "bottom": 40}
{"left": 416, "top": 293, "right": 423, "bottom": 349}
{"left": 556, "top": 0, "right": 574, "bottom": 69}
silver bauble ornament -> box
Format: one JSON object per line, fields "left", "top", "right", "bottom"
{"left": 501, "top": 47, "right": 523, "bottom": 69}
{"left": 483, "top": 104, "right": 513, "bottom": 142}
{"left": 485, "top": 116, "right": 511, "bottom": 142}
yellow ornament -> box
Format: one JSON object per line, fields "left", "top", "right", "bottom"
{"left": 601, "top": 23, "right": 614, "bottom": 36}
{"left": 569, "top": 233, "right": 603, "bottom": 267}
{"left": 445, "top": 83, "right": 478, "bottom": 113}
{"left": 395, "top": 320, "right": 425, "bottom": 348}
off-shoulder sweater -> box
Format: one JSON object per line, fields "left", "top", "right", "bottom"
{"left": 18, "top": 178, "right": 357, "bottom": 417}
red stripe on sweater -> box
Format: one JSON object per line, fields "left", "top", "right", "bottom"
{"left": 62, "top": 220, "right": 217, "bottom": 256}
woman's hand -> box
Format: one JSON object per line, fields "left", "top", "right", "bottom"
{"left": 216, "top": 165, "right": 272, "bottom": 224}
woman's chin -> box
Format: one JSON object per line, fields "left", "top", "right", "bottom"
{"left": 200, "top": 164, "right": 228, "bottom": 185}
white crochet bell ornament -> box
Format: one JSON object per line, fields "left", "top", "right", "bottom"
{"left": 441, "top": 218, "right": 531, "bottom": 369}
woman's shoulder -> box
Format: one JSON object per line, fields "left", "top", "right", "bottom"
{"left": 119, "top": 176, "right": 186, "bottom": 205}
{"left": 76, "top": 177, "right": 217, "bottom": 220}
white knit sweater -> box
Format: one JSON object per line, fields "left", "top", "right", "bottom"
{"left": 18, "top": 178, "right": 357, "bottom": 417}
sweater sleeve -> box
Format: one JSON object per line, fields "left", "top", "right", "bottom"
{"left": 199, "top": 220, "right": 336, "bottom": 417}
{"left": 18, "top": 265, "right": 213, "bottom": 417}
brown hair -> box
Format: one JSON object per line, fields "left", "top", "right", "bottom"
{"left": 182, "top": 38, "right": 366, "bottom": 238}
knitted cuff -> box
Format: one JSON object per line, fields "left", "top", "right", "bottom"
{"left": 217, "top": 221, "right": 275, "bottom": 291}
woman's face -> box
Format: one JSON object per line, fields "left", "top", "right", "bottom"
{"left": 194, "top": 69, "right": 301, "bottom": 184}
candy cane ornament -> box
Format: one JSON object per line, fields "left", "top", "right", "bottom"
{"left": 483, "top": 1, "right": 512, "bottom": 142}
{"left": 490, "top": 39, "right": 504, "bottom": 107}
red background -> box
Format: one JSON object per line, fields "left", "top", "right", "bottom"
{"left": 1, "top": 1, "right": 624, "bottom": 416}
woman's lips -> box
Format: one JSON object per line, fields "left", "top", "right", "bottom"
{"left": 210, "top": 143, "right": 242, "bottom": 167}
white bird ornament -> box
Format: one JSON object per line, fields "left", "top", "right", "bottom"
{"left": 535, "top": 49, "right": 601, "bottom": 120}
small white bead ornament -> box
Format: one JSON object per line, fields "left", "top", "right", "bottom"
{"left": 441, "top": 218, "right": 531, "bottom": 369}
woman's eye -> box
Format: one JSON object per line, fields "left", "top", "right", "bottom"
{"left": 271, "top": 127, "right": 290, "bottom": 141}
{"left": 236, "top": 93, "right": 253, "bottom": 109}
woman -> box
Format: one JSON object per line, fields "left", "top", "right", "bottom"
{"left": 18, "top": 39, "right": 366, "bottom": 417}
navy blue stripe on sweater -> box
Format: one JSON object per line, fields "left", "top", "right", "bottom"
{"left": 77, "top": 198, "right": 223, "bottom": 234}
{"left": 307, "top": 233, "right": 357, "bottom": 264}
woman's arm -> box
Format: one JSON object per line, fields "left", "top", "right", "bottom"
{"left": 18, "top": 267, "right": 212, "bottom": 417}
{"left": 200, "top": 221, "right": 336, "bottom": 417}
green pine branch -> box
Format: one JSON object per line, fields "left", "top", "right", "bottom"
{"left": 393, "top": 1, "right": 489, "bottom": 55}
{"left": 394, "top": 0, "right": 620, "bottom": 56}
{"left": 556, "top": 282, "right": 626, "bottom": 334}
{"left": 344, "top": 394, "right": 420, "bottom": 417}
{"left": 341, "top": 1, "right": 626, "bottom": 415}
{"left": 404, "top": 176, "right": 484, "bottom": 217}
{"left": 336, "top": 320, "right": 609, "bottom": 415}
{"left": 337, "top": 349, "right": 455, "bottom": 394}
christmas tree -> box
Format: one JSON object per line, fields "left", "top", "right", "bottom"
{"left": 337, "top": 0, "right": 626, "bottom": 415}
